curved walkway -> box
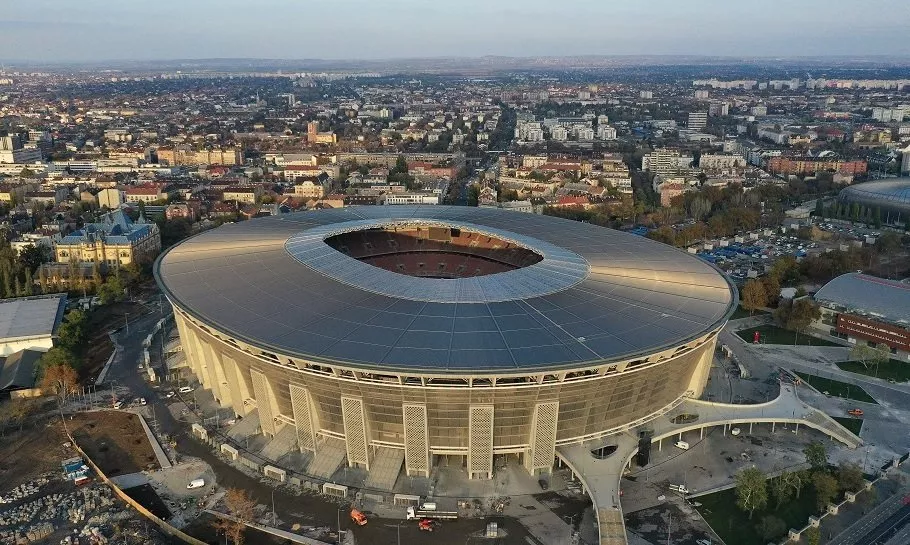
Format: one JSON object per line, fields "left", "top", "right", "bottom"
{"left": 556, "top": 385, "right": 862, "bottom": 545}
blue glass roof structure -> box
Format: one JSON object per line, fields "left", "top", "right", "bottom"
{"left": 155, "top": 206, "right": 736, "bottom": 373}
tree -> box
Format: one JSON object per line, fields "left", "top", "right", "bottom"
{"left": 837, "top": 462, "right": 864, "bottom": 493}
{"left": 19, "top": 244, "right": 53, "bottom": 273}
{"left": 735, "top": 467, "right": 768, "bottom": 519}
{"left": 804, "top": 441, "right": 828, "bottom": 471}
{"left": 812, "top": 472, "right": 839, "bottom": 511}
{"left": 761, "top": 274, "right": 781, "bottom": 307}
{"left": 57, "top": 310, "right": 87, "bottom": 353}
{"left": 770, "top": 474, "right": 793, "bottom": 509}
{"left": 741, "top": 279, "right": 768, "bottom": 315}
{"left": 212, "top": 488, "right": 257, "bottom": 545}
{"left": 39, "top": 363, "right": 79, "bottom": 407}
{"left": 756, "top": 515, "right": 786, "bottom": 541}
{"left": 850, "top": 342, "right": 889, "bottom": 370}
{"left": 804, "top": 527, "right": 821, "bottom": 545}
{"left": 97, "top": 276, "right": 125, "bottom": 305}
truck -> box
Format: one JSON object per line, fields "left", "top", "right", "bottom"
{"left": 406, "top": 506, "right": 458, "bottom": 521}
{"left": 350, "top": 509, "right": 368, "bottom": 526}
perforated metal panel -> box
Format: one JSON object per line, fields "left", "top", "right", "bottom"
{"left": 290, "top": 384, "right": 317, "bottom": 453}
{"left": 527, "top": 401, "right": 559, "bottom": 473}
{"left": 341, "top": 396, "right": 370, "bottom": 469}
{"left": 403, "top": 403, "right": 429, "bottom": 477}
{"left": 250, "top": 369, "right": 275, "bottom": 436}
{"left": 468, "top": 405, "right": 494, "bottom": 479}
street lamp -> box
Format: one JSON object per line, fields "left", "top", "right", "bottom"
{"left": 271, "top": 488, "right": 276, "bottom": 526}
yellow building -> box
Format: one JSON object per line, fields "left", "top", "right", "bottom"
{"left": 157, "top": 147, "right": 243, "bottom": 166}
{"left": 55, "top": 210, "right": 161, "bottom": 268}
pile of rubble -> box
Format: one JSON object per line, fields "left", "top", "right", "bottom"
{"left": 0, "top": 477, "right": 51, "bottom": 505}
{"left": 0, "top": 484, "right": 126, "bottom": 545}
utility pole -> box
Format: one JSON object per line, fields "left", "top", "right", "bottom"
{"left": 667, "top": 512, "right": 672, "bottom": 545}
{"left": 124, "top": 312, "right": 129, "bottom": 335}
{"left": 271, "top": 488, "right": 276, "bottom": 526}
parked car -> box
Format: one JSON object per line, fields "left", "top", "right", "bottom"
{"left": 847, "top": 408, "right": 864, "bottom": 417}
{"left": 186, "top": 479, "right": 205, "bottom": 489}
{"left": 139, "top": 398, "right": 147, "bottom": 405}
{"left": 730, "top": 427, "right": 741, "bottom": 436}
{"left": 179, "top": 386, "right": 193, "bottom": 394}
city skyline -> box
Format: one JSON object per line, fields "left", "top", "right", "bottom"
{"left": 3, "top": 0, "right": 909, "bottom": 63}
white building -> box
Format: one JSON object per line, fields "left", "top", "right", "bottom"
{"left": 699, "top": 154, "right": 747, "bottom": 170}
{"left": 0, "top": 295, "right": 68, "bottom": 356}
{"left": 687, "top": 112, "right": 708, "bottom": 131}
{"left": 597, "top": 125, "right": 617, "bottom": 140}
{"left": 384, "top": 193, "right": 440, "bottom": 205}
{"left": 642, "top": 150, "right": 694, "bottom": 174}
{"left": 551, "top": 126, "right": 568, "bottom": 141}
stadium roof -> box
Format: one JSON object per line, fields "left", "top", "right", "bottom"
{"left": 156, "top": 206, "right": 736, "bottom": 373}
{"left": 814, "top": 273, "right": 910, "bottom": 327}
{"left": 838, "top": 179, "right": 910, "bottom": 216}
{"left": 0, "top": 295, "right": 67, "bottom": 344}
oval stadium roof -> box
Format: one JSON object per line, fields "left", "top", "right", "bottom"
{"left": 814, "top": 273, "right": 910, "bottom": 326}
{"left": 155, "top": 206, "right": 736, "bottom": 373}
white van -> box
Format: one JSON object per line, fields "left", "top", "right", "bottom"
{"left": 669, "top": 484, "right": 690, "bottom": 494}
{"left": 186, "top": 478, "right": 205, "bottom": 489}
{"left": 179, "top": 386, "right": 193, "bottom": 394}
{"left": 421, "top": 502, "right": 437, "bottom": 511}
{"left": 674, "top": 441, "right": 690, "bottom": 450}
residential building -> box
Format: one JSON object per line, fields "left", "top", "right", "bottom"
{"left": 642, "top": 149, "right": 694, "bottom": 174}
{"left": 97, "top": 187, "right": 124, "bottom": 208}
{"left": 0, "top": 136, "right": 42, "bottom": 164}
{"left": 307, "top": 121, "right": 337, "bottom": 145}
{"left": 687, "top": 112, "right": 708, "bottom": 131}
{"left": 384, "top": 192, "right": 441, "bottom": 205}
{"left": 294, "top": 179, "right": 328, "bottom": 199}
{"left": 597, "top": 125, "right": 617, "bottom": 140}
{"left": 156, "top": 147, "right": 242, "bottom": 166}
{"left": 124, "top": 184, "right": 165, "bottom": 203}
{"left": 640, "top": 91, "right": 653, "bottom": 99}
{"left": 766, "top": 157, "right": 868, "bottom": 176}
{"left": 699, "top": 154, "right": 747, "bottom": 170}
{"left": 222, "top": 186, "right": 262, "bottom": 203}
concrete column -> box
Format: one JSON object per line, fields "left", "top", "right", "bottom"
{"left": 772, "top": 422, "right": 776, "bottom": 433}
{"left": 749, "top": 423, "right": 753, "bottom": 434}
{"left": 723, "top": 424, "right": 726, "bottom": 437}
{"left": 795, "top": 423, "right": 799, "bottom": 435}
{"left": 658, "top": 438, "right": 662, "bottom": 452}
{"left": 700, "top": 427, "right": 704, "bottom": 439}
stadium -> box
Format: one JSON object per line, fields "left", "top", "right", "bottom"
{"left": 838, "top": 178, "right": 910, "bottom": 224}
{"left": 155, "top": 206, "right": 736, "bottom": 481}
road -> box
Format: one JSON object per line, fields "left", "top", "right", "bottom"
{"left": 104, "top": 297, "right": 538, "bottom": 545}
{"left": 832, "top": 495, "right": 910, "bottom": 545}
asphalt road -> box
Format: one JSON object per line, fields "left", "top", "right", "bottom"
{"left": 105, "top": 299, "right": 537, "bottom": 545}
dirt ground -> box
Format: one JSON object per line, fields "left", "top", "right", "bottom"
{"left": 0, "top": 416, "right": 71, "bottom": 493}
{"left": 69, "top": 410, "right": 160, "bottom": 476}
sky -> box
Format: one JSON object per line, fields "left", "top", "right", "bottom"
{"left": 1, "top": 0, "right": 908, "bottom": 63}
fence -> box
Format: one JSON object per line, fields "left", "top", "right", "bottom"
{"left": 66, "top": 432, "right": 207, "bottom": 545}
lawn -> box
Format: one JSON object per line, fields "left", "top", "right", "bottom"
{"left": 730, "top": 305, "right": 767, "bottom": 320}
{"left": 837, "top": 359, "right": 910, "bottom": 383}
{"left": 735, "top": 325, "right": 841, "bottom": 347}
{"left": 696, "top": 486, "right": 821, "bottom": 545}
{"left": 793, "top": 372, "right": 879, "bottom": 404}
{"left": 832, "top": 416, "right": 864, "bottom": 436}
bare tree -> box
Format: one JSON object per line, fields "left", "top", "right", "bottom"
{"left": 39, "top": 364, "right": 79, "bottom": 407}
{"left": 212, "top": 488, "right": 257, "bottom": 545}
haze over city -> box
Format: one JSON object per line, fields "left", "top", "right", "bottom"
{"left": 1, "top": 3, "right": 910, "bottom": 545}
{"left": 2, "top": 0, "right": 910, "bottom": 62}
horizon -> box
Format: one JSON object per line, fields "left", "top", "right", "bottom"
{"left": 3, "top": 0, "right": 909, "bottom": 63}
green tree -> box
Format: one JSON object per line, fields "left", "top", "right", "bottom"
{"left": 804, "top": 527, "right": 820, "bottom": 545}
{"left": 770, "top": 474, "right": 793, "bottom": 509}
{"left": 466, "top": 185, "right": 480, "bottom": 206}
{"left": 813, "top": 472, "right": 839, "bottom": 511}
{"left": 57, "top": 310, "right": 88, "bottom": 352}
{"left": 18, "top": 244, "right": 54, "bottom": 273}
{"left": 741, "top": 279, "right": 768, "bottom": 315}
{"left": 735, "top": 467, "right": 768, "bottom": 519}
{"left": 804, "top": 441, "right": 828, "bottom": 470}
{"left": 850, "top": 342, "right": 889, "bottom": 370}
{"left": 97, "top": 275, "right": 125, "bottom": 305}
{"left": 837, "top": 462, "right": 864, "bottom": 493}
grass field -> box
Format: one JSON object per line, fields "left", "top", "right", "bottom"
{"left": 697, "top": 486, "right": 821, "bottom": 545}
{"left": 735, "top": 325, "right": 841, "bottom": 347}
{"left": 832, "top": 416, "right": 864, "bottom": 436}
{"left": 837, "top": 359, "right": 910, "bottom": 383}
{"left": 794, "top": 372, "right": 879, "bottom": 404}
{"left": 730, "top": 305, "right": 767, "bottom": 320}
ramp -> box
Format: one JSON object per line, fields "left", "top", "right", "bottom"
{"left": 364, "top": 447, "right": 404, "bottom": 491}
{"left": 260, "top": 424, "right": 298, "bottom": 463}
{"left": 307, "top": 437, "right": 347, "bottom": 480}
{"left": 226, "top": 409, "right": 260, "bottom": 441}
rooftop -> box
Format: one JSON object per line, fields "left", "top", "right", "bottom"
{"left": 815, "top": 273, "right": 910, "bottom": 326}
{"left": 0, "top": 295, "right": 68, "bottom": 343}
{"left": 156, "top": 206, "right": 736, "bottom": 374}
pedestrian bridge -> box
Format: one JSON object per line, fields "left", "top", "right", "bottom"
{"left": 556, "top": 385, "right": 862, "bottom": 545}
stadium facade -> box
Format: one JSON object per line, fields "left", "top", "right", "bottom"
{"left": 156, "top": 207, "right": 736, "bottom": 479}
{"left": 838, "top": 178, "right": 910, "bottom": 224}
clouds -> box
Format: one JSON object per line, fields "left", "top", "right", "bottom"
{"left": 0, "top": 0, "right": 906, "bottom": 62}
